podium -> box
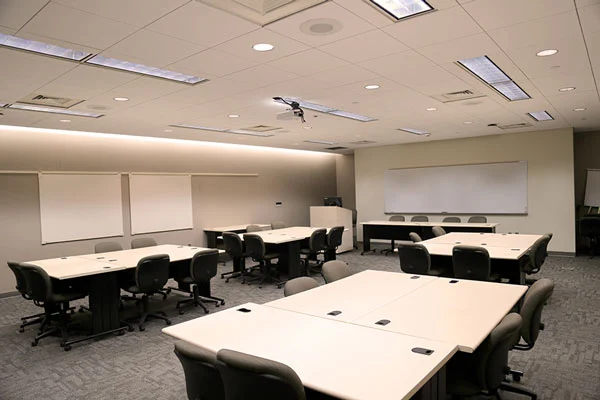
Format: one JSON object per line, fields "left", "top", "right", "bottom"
{"left": 310, "top": 206, "right": 353, "bottom": 253}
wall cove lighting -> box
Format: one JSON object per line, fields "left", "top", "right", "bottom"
{"left": 8, "top": 103, "right": 103, "bottom": 118}
{"left": 457, "top": 56, "right": 530, "bottom": 101}
{"left": 369, "top": 0, "right": 434, "bottom": 20}
{"left": 0, "top": 33, "right": 91, "bottom": 61}
{"left": 527, "top": 111, "right": 554, "bottom": 121}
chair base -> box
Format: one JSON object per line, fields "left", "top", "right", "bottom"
{"left": 499, "top": 382, "right": 537, "bottom": 400}
{"left": 175, "top": 284, "right": 225, "bottom": 315}
{"left": 124, "top": 294, "right": 171, "bottom": 331}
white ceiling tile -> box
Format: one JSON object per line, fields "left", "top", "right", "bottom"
{"left": 0, "top": 26, "right": 16, "bottom": 35}
{"left": 212, "top": 28, "right": 310, "bottom": 64}
{"left": 0, "top": 108, "right": 48, "bottom": 126}
{"left": 14, "top": 31, "right": 102, "bottom": 55}
{"left": 0, "top": 0, "right": 48, "bottom": 30}
{"left": 52, "top": 0, "right": 189, "bottom": 27}
{"left": 267, "top": 2, "right": 376, "bottom": 47}
{"left": 267, "top": 49, "right": 348, "bottom": 76}
{"left": 224, "top": 65, "right": 299, "bottom": 90}
{"left": 531, "top": 70, "right": 596, "bottom": 97}
{"left": 147, "top": 2, "right": 259, "bottom": 47}
{"left": 587, "top": 32, "right": 600, "bottom": 68}
{"left": 359, "top": 50, "right": 436, "bottom": 82}
{"left": 160, "top": 78, "right": 256, "bottom": 105}
{"left": 84, "top": 77, "right": 186, "bottom": 109}
{"left": 310, "top": 64, "right": 380, "bottom": 86}
{"left": 576, "top": 0, "right": 600, "bottom": 7}
{"left": 103, "top": 29, "right": 205, "bottom": 68}
{"left": 332, "top": 0, "right": 395, "bottom": 28}
{"left": 384, "top": 6, "right": 482, "bottom": 48}
{"left": 579, "top": 4, "right": 600, "bottom": 35}
{"left": 319, "top": 30, "right": 409, "bottom": 63}
{"left": 418, "top": 33, "right": 500, "bottom": 64}
{"left": 22, "top": 2, "right": 139, "bottom": 49}
{"left": 167, "top": 49, "right": 257, "bottom": 79}
{"left": 461, "top": 0, "right": 575, "bottom": 31}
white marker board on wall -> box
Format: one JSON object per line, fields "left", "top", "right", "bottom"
{"left": 384, "top": 161, "right": 528, "bottom": 214}
{"left": 584, "top": 169, "right": 600, "bottom": 206}
{"left": 39, "top": 173, "right": 124, "bottom": 244}
{"left": 129, "top": 174, "right": 193, "bottom": 235}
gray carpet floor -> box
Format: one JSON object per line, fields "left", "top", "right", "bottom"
{"left": 1, "top": 247, "right": 599, "bottom": 400}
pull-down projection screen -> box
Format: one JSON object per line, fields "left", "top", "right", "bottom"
{"left": 384, "top": 161, "right": 528, "bottom": 214}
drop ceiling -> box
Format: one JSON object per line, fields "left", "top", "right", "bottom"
{"left": 0, "top": 0, "right": 598, "bottom": 153}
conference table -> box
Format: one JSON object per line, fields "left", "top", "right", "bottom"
{"left": 25, "top": 244, "right": 222, "bottom": 346}
{"left": 203, "top": 223, "right": 271, "bottom": 248}
{"left": 360, "top": 220, "right": 498, "bottom": 254}
{"left": 420, "top": 232, "right": 543, "bottom": 284}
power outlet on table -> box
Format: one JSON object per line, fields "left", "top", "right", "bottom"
{"left": 275, "top": 202, "right": 283, "bottom": 207}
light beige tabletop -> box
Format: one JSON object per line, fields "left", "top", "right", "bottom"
{"left": 361, "top": 220, "right": 498, "bottom": 229}
{"left": 351, "top": 277, "right": 527, "bottom": 353}
{"left": 243, "top": 226, "right": 321, "bottom": 244}
{"left": 24, "top": 256, "right": 126, "bottom": 280}
{"left": 266, "top": 270, "right": 437, "bottom": 322}
{"left": 204, "top": 224, "right": 271, "bottom": 232}
{"left": 424, "top": 232, "right": 542, "bottom": 247}
{"left": 163, "top": 303, "right": 457, "bottom": 400}
{"left": 421, "top": 243, "right": 530, "bottom": 260}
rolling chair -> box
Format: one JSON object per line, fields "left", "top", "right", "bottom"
{"left": 352, "top": 209, "right": 358, "bottom": 249}
{"left": 411, "top": 215, "right": 429, "bottom": 222}
{"left": 243, "top": 234, "right": 280, "bottom": 288}
{"left": 446, "top": 313, "right": 536, "bottom": 400}
{"left": 284, "top": 277, "right": 319, "bottom": 297}
{"left": 382, "top": 215, "right": 404, "bottom": 255}
{"left": 432, "top": 226, "right": 446, "bottom": 237}
{"left": 271, "top": 221, "right": 286, "bottom": 230}
{"left": 397, "top": 243, "right": 448, "bottom": 277}
{"left": 131, "top": 237, "right": 158, "bottom": 249}
{"left": 300, "top": 228, "right": 327, "bottom": 275}
{"left": 216, "top": 349, "right": 306, "bottom": 400}
{"left": 321, "top": 260, "right": 351, "bottom": 283}
{"left": 443, "top": 216, "right": 461, "bottom": 223}
{"left": 95, "top": 241, "right": 123, "bottom": 253}
{"left": 580, "top": 216, "right": 600, "bottom": 257}
{"left": 120, "top": 254, "right": 172, "bottom": 331}
{"left": 246, "top": 224, "right": 262, "bottom": 233}
{"left": 173, "top": 340, "right": 225, "bottom": 400}
{"left": 452, "top": 245, "right": 500, "bottom": 282}
{"left": 19, "top": 263, "right": 87, "bottom": 350}
{"left": 173, "top": 249, "right": 225, "bottom": 315}
{"left": 324, "top": 226, "right": 344, "bottom": 262}
{"left": 468, "top": 216, "right": 488, "bottom": 223}
{"left": 409, "top": 232, "right": 423, "bottom": 243}
{"left": 7, "top": 261, "right": 53, "bottom": 333}
{"left": 524, "top": 234, "right": 552, "bottom": 285}
{"left": 221, "top": 232, "right": 255, "bottom": 283}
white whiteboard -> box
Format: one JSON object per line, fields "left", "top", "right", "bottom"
{"left": 129, "top": 174, "right": 193, "bottom": 234}
{"left": 39, "top": 173, "right": 124, "bottom": 244}
{"left": 384, "top": 161, "right": 528, "bottom": 214}
{"left": 584, "top": 169, "right": 600, "bottom": 206}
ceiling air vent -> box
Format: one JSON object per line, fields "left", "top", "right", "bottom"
{"left": 349, "top": 140, "right": 376, "bottom": 145}
{"left": 325, "top": 146, "right": 348, "bottom": 151}
{"left": 18, "top": 93, "right": 83, "bottom": 108}
{"left": 497, "top": 122, "right": 533, "bottom": 130}
{"left": 242, "top": 125, "right": 281, "bottom": 132}
{"left": 431, "top": 89, "right": 485, "bottom": 103}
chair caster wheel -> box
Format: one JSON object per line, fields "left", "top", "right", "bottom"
{"left": 513, "top": 375, "right": 521, "bottom": 383}
{"left": 32, "top": 340, "right": 38, "bottom": 347}
{"left": 19, "top": 327, "right": 25, "bottom": 333}
{"left": 128, "top": 326, "right": 135, "bottom": 332}
{"left": 221, "top": 301, "right": 226, "bottom": 305}
{"left": 179, "top": 309, "right": 184, "bottom": 315}
{"left": 64, "top": 345, "right": 72, "bottom": 351}
{"left": 118, "top": 329, "right": 126, "bottom": 336}
{"left": 166, "top": 320, "right": 172, "bottom": 326}
{"left": 139, "top": 326, "right": 145, "bottom": 332}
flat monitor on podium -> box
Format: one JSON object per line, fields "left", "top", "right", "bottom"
{"left": 324, "top": 196, "right": 343, "bottom": 207}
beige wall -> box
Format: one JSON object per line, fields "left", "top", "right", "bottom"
{"left": 355, "top": 129, "right": 576, "bottom": 253}
{"left": 573, "top": 131, "right": 600, "bottom": 207}
{"left": 336, "top": 154, "right": 356, "bottom": 211}
{"left": 0, "top": 125, "right": 337, "bottom": 294}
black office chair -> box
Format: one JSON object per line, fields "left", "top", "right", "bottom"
{"left": 452, "top": 245, "right": 500, "bottom": 282}
{"left": 325, "top": 226, "right": 344, "bottom": 261}
{"left": 221, "top": 232, "right": 255, "bottom": 283}
{"left": 524, "top": 234, "right": 552, "bottom": 285}
{"left": 580, "top": 216, "right": 600, "bottom": 257}
{"left": 468, "top": 216, "right": 488, "bottom": 223}
{"left": 397, "top": 244, "right": 448, "bottom": 276}
{"left": 382, "top": 215, "right": 405, "bottom": 255}
{"left": 283, "top": 277, "right": 319, "bottom": 297}
{"left": 174, "top": 249, "right": 225, "bottom": 315}
{"left": 244, "top": 234, "right": 280, "bottom": 288}
{"left": 409, "top": 232, "right": 423, "bottom": 243}
{"left": 321, "top": 260, "right": 351, "bottom": 283}
{"left": 447, "top": 313, "right": 536, "bottom": 400}
{"left": 300, "top": 228, "right": 327, "bottom": 275}
{"left": 432, "top": 226, "right": 446, "bottom": 237}
{"left": 351, "top": 209, "right": 358, "bottom": 250}
{"left": 216, "top": 348, "right": 306, "bottom": 400}
{"left": 95, "top": 241, "right": 123, "bottom": 253}
{"left": 120, "top": 254, "right": 172, "bottom": 331}
{"left": 443, "top": 216, "right": 461, "bottom": 223}
{"left": 411, "top": 215, "right": 429, "bottom": 222}
{"left": 131, "top": 237, "right": 158, "bottom": 249}
{"left": 174, "top": 340, "right": 225, "bottom": 400}
{"left": 19, "top": 263, "right": 87, "bottom": 350}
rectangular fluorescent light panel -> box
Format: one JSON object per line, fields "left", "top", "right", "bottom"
{"left": 0, "top": 33, "right": 91, "bottom": 61}
{"left": 170, "top": 124, "right": 273, "bottom": 137}
{"left": 277, "top": 97, "right": 376, "bottom": 122}
{"left": 304, "top": 140, "right": 337, "bottom": 145}
{"left": 369, "top": 0, "right": 433, "bottom": 20}
{"left": 86, "top": 55, "right": 206, "bottom": 84}
{"left": 458, "top": 56, "right": 530, "bottom": 101}
{"left": 227, "top": 129, "right": 273, "bottom": 137}
{"left": 328, "top": 110, "right": 377, "bottom": 122}
{"left": 397, "top": 128, "right": 430, "bottom": 136}
{"left": 9, "top": 103, "right": 103, "bottom": 118}
{"left": 527, "top": 111, "right": 554, "bottom": 121}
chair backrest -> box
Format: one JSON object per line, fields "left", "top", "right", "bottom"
{"left": 190, "top": 249, "right": 220, "bottom": 284}
{"left": 222, "top": 232, "right": 244, "bottom": 258}
{"left": 135, "top": 254, "right": 170, "bottom": 293}
{"left": 131, "top": 237, "right": 158, "bottom": 249}
{"left": 321, "top": 260, "right": 351, "bottom": 283}
{"left": 409, "top": 232, "right": 422, "bottom": 243}
{"left": 351, "top": 209, "right": 357, "bottom": 226}
{"left": 246, "top": 224, "right": 262, "bottom": 233}
{"left": 397, "top": 244, "right": 431, "bottom": 275}
{"left": 7, "top": 261, "right": 28, "bottom": 297}
{"left": 308, "top": 228, "right": 327, "bottom": 253}
{"left": 284, "top": 277, "right": 319, "bottom": 297}
{"left": 174, "top": 341, "right": 225, "bottom": 400}
{"left": 389, "top": 215, "right": 405, "bottom": 221}
{"left": 475, "top": 313, "right": 523, "bottom": 392}
{"left": 432, "top": 226, "right": 446, "bottom": 237}
{"left": 270, "top": 221, "right": 286, "bottom": 230}
{"left": 452, "top": 245, "right": 492, "bottom": 281}
{"left": 468, "top": 216, "right": 487, "bottom": 223}
{"left": 18, "top": 263, "right": 52, "bottom": 303}
{"left": 95, "top": 241, "right": 123, "bottom": 253}
{"left": 411, "top": 215, "right": 429, "bottom": 222}
{"left": 580, "top": 216, "right": 600, "bottom": 236}
{"left": 526, "top": 234, "right": 552, "bottom": 273}
{"left": 442, "top": 216, "right": 461, "bottom": 223}
{"left": 520, "top": 279, "right": 554, "bottom": 347}
{"left": 326, "top": 226, "right": 344, "bottom": 249}
{"left": 244, "top": 234, "right": 266, "bottom": 260}
{"left": 216, "top": 349, "right": 306, "bottom": 400}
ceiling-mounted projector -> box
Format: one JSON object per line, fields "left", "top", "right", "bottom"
{"left": 273, "top": 96, "right": 305, "bottom": 123}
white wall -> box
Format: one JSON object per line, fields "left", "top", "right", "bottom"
{"left": 0, "top": 125, "right": 338, "bottom": 294}
{"left": 355, "top": 129, "right": 575, "bottom": 253}
{"left": 336, "top": 154, "right": 356, "bottom": 211}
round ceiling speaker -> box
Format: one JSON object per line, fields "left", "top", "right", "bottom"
{"left": 300, "top": 18, "right": 342, "bottom": 36}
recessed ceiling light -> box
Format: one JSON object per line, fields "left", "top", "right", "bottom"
{"left": 228, "top": 114, "right": 240, "bottom": 118}
{"left": 252, "top": 43, "right": 274, "bottom": 52}
{"left": 426, "top": 107, "right": 437, "bottom": 111}
{"left": 113, "top": 97, "right": 129, "bottom": 102}
{"left": 364, "top": 84, "right": 380, "bottom": 90}
{"left": 559, "top": 87, "right": 575, "bottom": 92}
{"left": 303, "top": 125, "right": 312, "bottom": 130}
{"left": 0, "top": 32, "right": 91, "bottom": 61}
{"left": 573, "top": 108, "right": 586, "bottom": 111}
{"left": 59, "top": 119, "right": 71, "bottom": 123}
{"left": 536, "top": 49, "right": 558, "bottom": 57}
{"left": 463, "top": 121, "right": 473, "bottom": 124}
{"left": 164, "top": 129, "right": 173, "bottom": 132}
